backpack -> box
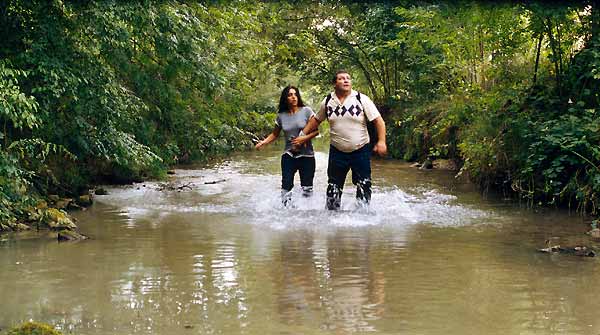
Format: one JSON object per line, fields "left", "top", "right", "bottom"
{"left": 324, "top": 92, "right": 378, "bottom": 146}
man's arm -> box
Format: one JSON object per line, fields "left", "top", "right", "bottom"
{"left": 292, "top": 117, "right": 321, "bottom": 146}
{"left": 372, "top": 117, "right": 387, "bottom": 157}
{"left": 302, "top": 116, "right": 321, "bottom": 136}
{"left": 293, "top": 100, "right": 325, "bottom": 146}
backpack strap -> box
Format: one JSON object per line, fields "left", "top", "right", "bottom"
{"left": 325, "top": 93, "right": 332, "bottom": 119}
{"left": 356, "top": 91, "right": 377, "bottom": 145}
{"left": 325, "top": 93, "right": 332, "bottom": 107}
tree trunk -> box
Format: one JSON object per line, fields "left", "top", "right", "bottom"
{"left": 533, "top": 32, "right": 543, "bottom": 85}
{"left": 384, "top": 57, "right": 390, "bottom": 98}
{"left": 3, "top": 119, "right": 8, "bottom": 149}
{"left": 593, "top": 0, "right": 600, "bottom": 44}
{"left": 393, "top": 54, "right": 398, "bottom": 95}
{"left": 556, "top": 21, "right": 564, "bottom": 80}
{"left": 545, "top": 17, "right": 562, "bottom": 96}
{"left": 479, "top": 27, "right": 485, "bottom": 88}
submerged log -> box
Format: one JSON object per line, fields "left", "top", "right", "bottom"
{"left": 538, "top": 245, "right": 596, "bottom": 257}
{"left": 156, "top": 182, "right": 194, "bottom": 191}
{"left": 204, "top": 179, "right": 227, "bottom": 185}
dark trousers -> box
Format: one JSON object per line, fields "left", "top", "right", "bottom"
{"left": 326, "top": 145, "right": 372, "bottom": 210}
{"left": 281, "top": 154, "right": 315, "bottom": 191}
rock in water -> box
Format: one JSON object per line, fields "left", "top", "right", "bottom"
{"left": 54, "top": 198, "right": 72, "bottom": 209}
{"left": 44, "top": 208, "right": 77, "bottom": 230}
{"left": 420, "top": 159, "right": 433, "bottom": 170}
{"left": 77, "top": 194, "right": 93, "bottom": 207}
{"left": 95, "top": 188, "right": 108, "bottom": 195}
{"left": 586, "top": 228, "right": 600, "bottom": 238}
{"left": 433, "top": 159, "right": 458, "bottom": 170}
{"left": 16, "top": 223, "right": 30, "bottom": 231}
{"left": 57, "top": 229, "right": 88, "bottom": 242}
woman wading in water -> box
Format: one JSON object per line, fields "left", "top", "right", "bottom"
{"left": 255, "top": 85, "right": 319, "bottom": 206}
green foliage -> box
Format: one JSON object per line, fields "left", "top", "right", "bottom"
{"left": 509, "top": 59, "right": 600, "bottom": 211}
{"left": 0, "top": 1, "right": 282, "bottom": 228}
{"left": 299, "top": 1, "right": 600, "bottom": 212}
{"left": 0, "top": 150, "right": 30, "bottom": 228}
{"left": 0, "top": 60, "right": 39, "bottom": 132}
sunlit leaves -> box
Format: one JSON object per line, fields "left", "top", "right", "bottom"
{"left": 0, "top": 60, "right": 39, "bottom": 131}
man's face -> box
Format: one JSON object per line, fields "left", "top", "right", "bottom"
{"left": 334, "top": 73, "right": 352, "bottom": 93}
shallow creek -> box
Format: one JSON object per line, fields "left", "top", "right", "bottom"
{"left": 1, "top": 142, "right": 600, "bottom": 335}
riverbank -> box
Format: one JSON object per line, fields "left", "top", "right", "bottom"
{"left": 0, "top": 190, "right": 93, "bottom": 240}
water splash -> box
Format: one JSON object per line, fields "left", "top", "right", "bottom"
{"left": 95, "top": 153, "right": 495, "bottom": 230}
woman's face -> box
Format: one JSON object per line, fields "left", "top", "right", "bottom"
{"left": 287, "top": 88, "right": 298, "bottom": 108}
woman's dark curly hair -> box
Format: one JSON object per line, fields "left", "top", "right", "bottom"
{"left": 278, "top": 85, "right": 305, "bottom": 113}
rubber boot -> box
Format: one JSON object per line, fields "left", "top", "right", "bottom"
{"left": 356, "top": 179, "right": 372, "bottom": 205}
{"left": 301, "top": 186, "right": 313, "bottom": 197}
{"left": 326, "top": 183, "right": 342, "bottom": 210}
{"left": 281, "top": 189, "right": 293, "bottom": 207}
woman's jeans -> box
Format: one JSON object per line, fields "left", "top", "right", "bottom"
{"left": 281, "top": 154, "right": 315, "bottom": 204}
{"left": 326, "top": 145, "right": 372, "bottom": 210}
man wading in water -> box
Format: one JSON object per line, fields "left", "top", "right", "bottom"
{"left": 294, "top": 70, "right": 387, "bottom": 210}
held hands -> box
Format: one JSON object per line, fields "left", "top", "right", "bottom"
{"left": 373, "top": 141, "right": 387, "bottom": 157}
{"left": 291, "top": 135, "right": 309, "bottom": 147}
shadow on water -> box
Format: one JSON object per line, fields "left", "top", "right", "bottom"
{"left": 2, "top": 141, "right": 600, "bottom": 335}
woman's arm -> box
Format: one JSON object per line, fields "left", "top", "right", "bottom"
{"left": 255, "top": 126, "right": 281, "bottom": 150}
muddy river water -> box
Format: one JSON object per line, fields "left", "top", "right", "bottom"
{"left": 2, "top": 142, "right": 600, "bottom": 335}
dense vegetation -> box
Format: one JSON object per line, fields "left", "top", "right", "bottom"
{"left": 0, "top": 1, "right": 283, "bottom": 229}
{"left": 1, "top": 1, "right": 599, "bottom": 230}
{"left": 276, "top": 1, "right": 600, "bottom": 213}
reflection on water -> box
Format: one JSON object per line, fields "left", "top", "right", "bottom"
{"left": 1, "top": 143, "right": 599, "bottom": 335}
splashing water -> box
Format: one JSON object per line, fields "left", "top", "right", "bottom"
{"left": 96, "top": 151, "right": 495, "bottom": 230}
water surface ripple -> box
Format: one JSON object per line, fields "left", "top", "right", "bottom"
{"left": 1, "top": 145, "right": 599, "bottom": 335}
